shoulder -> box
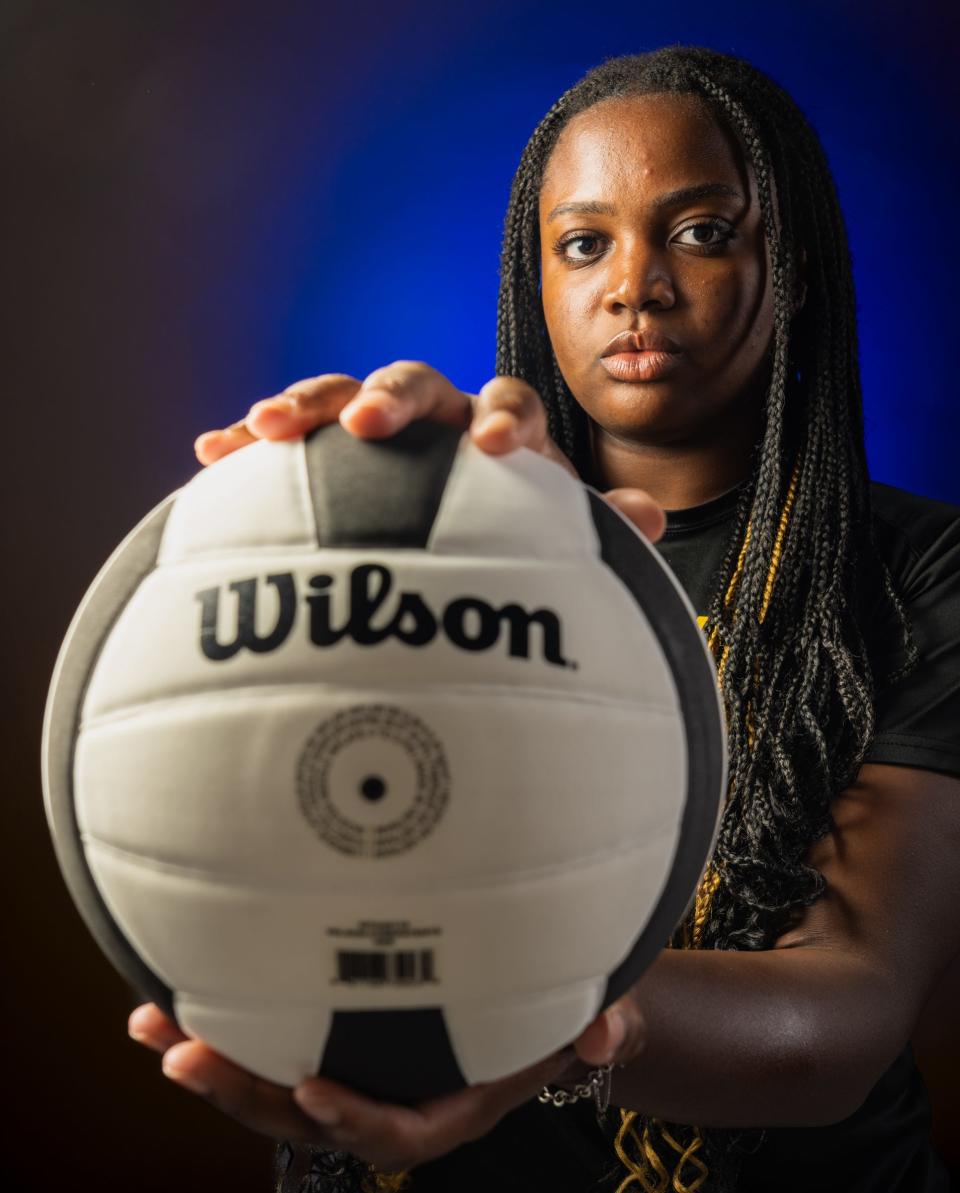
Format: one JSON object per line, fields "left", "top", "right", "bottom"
{"left": 868, "top": 481, "right": 960, "bottom": 593}
{"left": 862, "top": 481, "right": 960, "bottom": 779}
{"left": 859, "top": 480, "right": 960, "bottom": 652}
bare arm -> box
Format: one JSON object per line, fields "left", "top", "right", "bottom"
{"left": 570, "top": 762, "right": 960, "bottom": 1127}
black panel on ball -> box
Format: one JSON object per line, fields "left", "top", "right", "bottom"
{"left": 304, "top": 419, "right": 463, "bottom": 549}
{"left": 320, "top": 1008, "right": 466, "bottom": 1103}
{"left": 41, "top": 497, "right": 179, "bottom": 1023}
{"left": 583, "top": 490, "right": 727, "bottom": 1007}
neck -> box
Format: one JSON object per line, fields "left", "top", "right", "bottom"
{"left": 589, "top": 401, "right": 764, "bottom": 512}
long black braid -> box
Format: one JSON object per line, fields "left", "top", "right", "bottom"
{"left": 494, "top": 45, "right": 918, "bottom": 1191}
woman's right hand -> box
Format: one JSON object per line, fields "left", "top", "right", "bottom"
{"left": 194, "top": 361, "right": 665, "bottom": 543}
{"left": 128, "top": 1001, "right": 582, "bottom": 1173}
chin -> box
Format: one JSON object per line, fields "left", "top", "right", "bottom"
{"left": 589, "top": 393, "right": 695, "bottom": 441}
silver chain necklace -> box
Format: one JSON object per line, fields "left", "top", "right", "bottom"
{"left": 537, "top": 1061, "right": 616, "bottom": 1117}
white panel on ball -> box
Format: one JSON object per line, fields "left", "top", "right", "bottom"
{"left": 76, "top": 692, "right": 684, "bottom": 884}
{"left": 426, "top": 437, "right": 600, "bottom": 560}
{"left": 172, "top": 991, "right": 333, "bottom": 1089}
{"left": 157, "top": 434, "right": 318, "bottom": 565}
{"left": 80, "top": 553, "right": 683, "bottom": 718}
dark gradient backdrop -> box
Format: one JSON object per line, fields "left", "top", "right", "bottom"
{"left": 3, "top": 2, "right": 957, "bottom": 1190}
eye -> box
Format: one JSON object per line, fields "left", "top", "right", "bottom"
{"left": 552, "top": 232, "right": 608, "bottom": 263}
{"left": 672, "top": 219, "right": 735, "bottom": 253}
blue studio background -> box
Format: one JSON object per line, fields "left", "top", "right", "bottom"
{"left": 2, "top": 2, "right": 957, "bottom": 1191}
{"left": 102, "top": 0, "right": 960, "bottom": 492}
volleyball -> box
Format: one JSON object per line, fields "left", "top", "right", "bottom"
{"left": 41, "top": 420, "right": 726, "bottom": 1103}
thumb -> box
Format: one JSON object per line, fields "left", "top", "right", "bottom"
{"left": 573, "top": 997, "right": 647, "bottom": 1068}
{"left": 602, "top": 488, "right": 667, "bottom": 544}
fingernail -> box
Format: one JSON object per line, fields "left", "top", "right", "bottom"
{"left": 474, "top": 410, "right": 518, "bottom": 438}
{"left": 162, "top": 1058, "right": 211, "bottom": 1096}
{"left": 128, "top": 1006, "right": 153, "bottom": 1036}
{"left": 296, "top": 1090, "right": 342, "bottom": 1126}
{"left": 127, "top": 1008, "right": 162, "bottom": 1049}
{"left": 341, "top": 393, "right": 404, "bottom": 428}
{"left": 194, "top": 430, "right": 223, "bottom": 453}
{"left": 605, "top": 1010, "right": 627, "bottom": 1060}
{"left": 128, "top": 1025, "right": 158, "bottom": 1047}
{"left": 249, "top": 396, "right": 299, "bottom": 423}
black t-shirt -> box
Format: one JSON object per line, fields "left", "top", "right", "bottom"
{"left": 657, "top": 479, "right": 960, "bottom": 781}
{"left": 277, "top": 479, "right": 960, "bottom": 1193}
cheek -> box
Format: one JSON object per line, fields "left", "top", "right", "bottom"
{"left": 685, "top": 259, "right": 771, "bottom": 366}
{"left": 542, "top": 274, "right": 597, "bottom": 370}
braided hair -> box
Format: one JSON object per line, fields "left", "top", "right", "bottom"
{"left": 492, "top": 44, "right": 918, "bottom": 1192}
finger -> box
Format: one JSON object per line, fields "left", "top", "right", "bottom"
{"left": 603, "top": 488, "right": 667, "bottom": 543}
{"left": 339, "top": 361, "right": 474, "bottom": 438}
{"left": 292, "top": 1076, "right": 436, "bottom": 1170}
{"left": 472, "top": 377, "right": 582, "bottom": 480}
{"left": 194, "top": 420, "right": 257, "bottom": 466}
{"left": 470, "top": 376, "right": 565, "bottom": 460}
{"left": 245, "top": 373, "right": 362, "bottom": 439}
{"left": 161, "top": 1040, "right": 332, "bottom": 1144}
{"left": 294, "top": 1048, "right": 574, "bottom": 1172}
{"left": 572, "top": 996, "right": 646, "bottom": 1068}
{"left": 127, "top": 1003, "right": 190, "bottom": 1054}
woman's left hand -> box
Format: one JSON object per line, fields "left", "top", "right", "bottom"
{"left": 128, "top": 996, "right": 646, "bottom": 1172}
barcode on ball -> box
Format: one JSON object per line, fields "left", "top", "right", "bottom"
{"left": 334, "top": 949, "right": 437, "bottom": 984}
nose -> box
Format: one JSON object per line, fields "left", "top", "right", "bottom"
{"left": 601, "top": 239, "right": 676, "bottom": 314}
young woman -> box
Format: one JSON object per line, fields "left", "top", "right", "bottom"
{"left": 126, "top": 46, "right": 960, "bottom": 1193}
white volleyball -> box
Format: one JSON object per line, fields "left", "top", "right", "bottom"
{"left": 42, "top": 420, "right": 725, "bottom": 1103}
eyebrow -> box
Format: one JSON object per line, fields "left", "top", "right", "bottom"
{"left": 545, "top": 183, "right": 744, "bottom": 223}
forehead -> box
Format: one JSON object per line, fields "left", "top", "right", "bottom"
{"left": 540, "top": 92, "right": 750, "bottom": 206}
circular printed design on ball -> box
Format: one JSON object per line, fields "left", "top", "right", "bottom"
{"left": 297, "top": 705, "right": 450, "bottom": 857}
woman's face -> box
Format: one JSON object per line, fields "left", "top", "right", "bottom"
{"left": 539, "top": 92, "right": 775, "bottom": 451}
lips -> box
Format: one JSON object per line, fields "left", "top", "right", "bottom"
{"left": 600, "top": 329, "right": 681, "bottom": 357}
{"left": 599, "top": 329, "right": 682, "bottom": 382}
